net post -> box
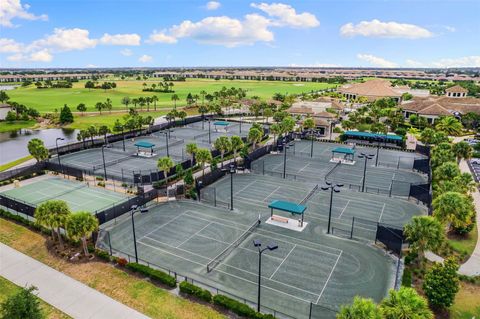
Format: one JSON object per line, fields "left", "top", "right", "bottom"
{"left": 262, "top": 160, "right": 265, "bottom": 175}
{"left": 309, "top": 302, "right": 313, "bottom": 319}
{"left": 350, "top": 217, "right": 355, "bottom": 239}
{"left": 389, "top": 181, "right": 393, "bottom": 197}
{"left": 397, "top": 157, "right": 400, "bottom": 169}
{"left": 107, "top": 230, "right": 113, "bottom": 256}
{"left": 214, "top": 188, "right": 217, "bottom": 207}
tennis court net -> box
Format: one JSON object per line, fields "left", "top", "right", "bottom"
{"left": 93, "top": 155, "right": 133, "bottom": 170}
{"left": 32, "top": 183, "right": 87, "bottom": 204}
{"left": 193, "top": 132, "right": 209, "bottom": 140}
{"left": 300, "top": 184, "right": 318, "bottom": 205}
{"left": 154, "top": 138, "right": 184, "bottom": 152}
{"left": 207, "top": 219, "right": 260, "bottom": 272}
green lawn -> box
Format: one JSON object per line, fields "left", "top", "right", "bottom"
{"left": 0, "top": 120, "right": 36, "bottom": 133}
{"left": 448, "top": 226, "right": 478, "bottom": 258}
{"left": 0, "top": 276, "right": 70, "bottom": 319}
{"left": 450, "top": 282, "right": 480, "bottom": 319}
{"left": 7, "top": 79, "right": 336, "bottom": 113}
{"left": 0, "top": 155, "right": 33, "bottom": 172}
{"left": 67, "top": 110, "right": 170, "bottom": 130}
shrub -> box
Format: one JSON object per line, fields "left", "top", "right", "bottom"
{"left": 333, "top": 127, "right": 343, "bottom": 134}
{"left": 402, "top": 269, "right": 412, "bottom": 287}
{"left": 94, "top": 249, "right": 111, "bottom": 262}
{"left": 97, "top": 181, "right": 105, "bottom": 187}
{"left": 452, "top": 222, "right": 475, "bottom": 235}
{"left": 179, "top": 281, "right": 212, "bottom": 302}
{"left": 187, "top": 188, "right": 197, "bottom": 200}
{"left": 117, "top": 257, "right": 128, "bottom": 267}
{"left": 213, "top": 294, "right": 258, "bottom": 318}
{"left": 404, "top": 251, "right": 418, "bottom": 265}
{"left": 125, "top": 263, "right": 176, "bottom": 288}
{"left": 95, "top": 176, "right": 104, "bottom": 181}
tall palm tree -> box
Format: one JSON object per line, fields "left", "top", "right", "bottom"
{"left": 380, "top": 287, "right": 433, "bottom": 319}
{"left": 152, "top": 95, "right": 158, "bottom": 111}
{"left": 435, "top": 116, "right": 463, "bottom": 136}
{"left": 196, "top": 148, "right": 212, "bottom": 177}
{"left": 186, "top": 143, "right": 198, "bottom": 163}
{"left": 248, "top": 127, "right": 263, "bottom": 149}
{"left": 338, "top": 296, "right": 382, "bottom": 319}
{"left": 214, "top": 136, "right": 232, "bottom": 164}
{"left": 452, "top": 141, "right": 472, "bottom": 163}
{"left": 171, "top": 94, "right": 179, "bottom": 110}
{"left": 66, "top": 211, "right": 99, "bottom": 256}
{"left": 157, "top": 156, "right": 175, "bottom": 188}
{"left": 200, "top": 90, "right": 207, "bottom": 105}
{"left": 433, "top": 191, "right": 474, "bottom": 229}
{"left": 404, "top": 216, "right": 444, "bottom": 261}
{"left": 230, "top": 136, "right": 244, "bottom": 164}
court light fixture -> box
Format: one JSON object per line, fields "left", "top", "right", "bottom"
{"left": 252, "top": 239, "right": 279, "bottom": 312}
{"left": 321, "top": 182, "right": 343, "bottom": 234}
{"left": 357, "top": 152, "right": 375, "bottom": 192}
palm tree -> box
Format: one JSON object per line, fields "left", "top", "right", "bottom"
{"left": 171, "top": 94, "right": 179, "bottom": 110}
{"left": 200, "top": 90, "right": 207, "bottom": 105}
{"left": 131, "top": 98, "right": 139, "bottom": 110}
{"left": 270, "top": 123, "right": 282, "bottom": 150}
{"left": 214, "top": 136, "right": 232, "bottom": 164}
{"left": 433, "top": 191, "right": 474, "bottom": 229}
{"left": 186, "top": 143, "right": 198, "bottom": 163}
{"left": 248, "top": 127, "right": 263, "bottom": 149}
{"left": 452, "top": 141, "right": 472, "bottom": 163}
{"left": 404, "top": 216, "right": 444, "bottom": 260}
{"left": 66, "top": 211, "right": 99, "bottom": 256}
{"left": 157, "top": 156, "right": 175, "bottom": 188}
{"left": 152, "top": 95, "right": 158, "bottom": 111}
{"left": 34, "top": 201, "right": 57, "bottom": 241}
{"left": 98, "top": 125, "right": 111, "bottom": 145}
{"left": 87, "top": 125, "right": 97, "bottom": 146}
{"left": 121, "top": 97, "right": 130, "bottom": 110}
{"left": 380, "top": 287, "right": 433, "bottom": 319}
{"left": 338, "top": 296, "right": 382, "bottom": 319}
{"left": 35, "top": 200, "right": 71, "bottom": 250}
{"left": 230, "top": 136, "right": 244, "bottom": 164}
{"left": 95, "top": 102, "right": 104, "bottom": 114}
{"left": 177, "top": 110, "right": 187, "bottom": 126}
{"left": 435, "top": 116, "right": 463, "bottom": 136}
{"left": 196, "top": 148, "right": 212, "bottom": 177}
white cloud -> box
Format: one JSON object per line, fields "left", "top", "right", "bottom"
{"left": 0, "top": 38, "right": 23, "bottom": 53}
{"left": 206, "top": 1, "right": 221, "bottom": 10}
{"left": 340, "top": 19, "right": 432, "bottom": 39}
{"left": 405, "top": 59, "right": 425, "bottom": 67}
{"left": 148, "top": 30, "right": 178, "bottom": 44}
{"left": 444, "top": 26, "right": 456, "bottom": 32}
{"left": 357, "top": 54, "right": 398, "bottom": 68}
{"left": 138, "top": 54, "right": 153, "bottom": 63}
{"left": 29, "top": 49, "right": 53, "bottom": 62}
{"left": 250, "top": 2, "right": 319, "bottom": 28}
{"left": 30, "top": 28, "right": 97, "bottom": 52}
{"left": 6, "top": 53, "right": 23, "bottom": 61}
{"left": 167, "top": 14, "right": 273, "bottom": 47}
{"left": 120, "top": 48, "right": 133, "bottom": 56}
{"left": 0, "top": 0, "right": 47, "bottom": 27}
{"left": 431, "top": 56, "right": 480, "bottom": 68}
{"left": 85, "top": 64, "right": 97, "bottom": 68}
{"left": 99, "top": 33, "right": 141, "bottom": 46}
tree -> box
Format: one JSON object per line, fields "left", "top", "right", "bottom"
{"left": 0, "top": 90, "right": 10, "bottom": 103}
{"left": 84, "top": 80, "right": 95, "bottom": 91}
{"left": 430, "top": 144, "right": 455, "bottom": 168}
{"left": 380, "top": 287, "right": 433, "bottom": 319}
{"left": 248, "top": 127, "right": 263, "bottom": 149}
{"left": 104, "top": 98, "right": 113, "bottom": 113}
{"left": 27, "top": 138, "right": 48, "bottom": 162}
{"left": 423, "top": 257, "right": 459, "bottom": 309}
{"left": 34, "top": 200, "right": 71, "bottom": 249}
{"left": 66, "top": 211, "right": 98, "bottom": 256}
{"left": 280, "top": 116, "right": 296, "bottom": 135}
{"left": 177, "top": 110, "right": 187, "bottom": 125}
{"left": 87, "top": 125, "right": 97, "bottom": 145}
{"left": 404, "top": 216, "right": 444, "bottom": 260}
{"left": 157, "top": 156, "right": 175, "bottom": 186}
{"left": 152, "top": 95, "right": 158, "bottom": 111}
{"left": 433, "top": 191, "right": 474, "bottom": 228}
{"left": 214, "top": 136, "right": 232, "bottom": 163}
{"left": 171, "top": 94, "right": 179, "bottom": 109}
{"left": 337, "top": 296, "right": 382, "bottom": 319}
{"left": 198, "top": 104, "right": 208, "bottom": 120}
{"left": 264, "top": 107, "right": 274, "bottom": 124}
{"left": 433, "top": 161, "right": 461, "bottom": 182}
{"left": 196, "top": 148, "right": 212, "bottom": 177}
{"left": 452, "top": 141, "right": 472, "bottom": 163}
{"left": 76, "top": 103, "right": 87, "bottom": 115}
{"left": 435, "top": 116, "right": 463, "bottom": 136}
{"left": 186, "top": 143, "right": 198, "bottom": 163}
{"left": 0, "top": 285, "right": 42, "bottom": 319}
{"left": 98, "top": 125, "right": 111, "bottom": 144}
{"left": 59, "top": 104, "right": 74, "bottom": 124}
{"left": 121, "top": 96, "right": 131, "bottom": 110}
{"left": 230, "top": 136, "right": 244, "bottom": 162}
{"left": 95, "top": 102, "right": 104, "bottom": 114}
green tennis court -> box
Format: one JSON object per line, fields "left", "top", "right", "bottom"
{"left": 99, "top": 200, "right": 396, "bottom": 318}
{"left": 1, "top": 177, "right": 130, "bottom": 213}
{"left": 202, "top": 173, "right": 426, "bottom": 236}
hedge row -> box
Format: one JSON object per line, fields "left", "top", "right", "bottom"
{"left": 125, "top": 262, "right": 176, "bottom": 288}
{"left": 0, "top": 208, "right": 49, "bottom": 235}
{"left": 213, "top": 294, "right": 275, "bottom": 319}
{"left": 179, "top": 281, "right": 212, "bottom": 302}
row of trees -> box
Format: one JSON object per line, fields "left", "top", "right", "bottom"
{"left": 35, "top": 80, "right": 73, "bottom": 89}
{"left": 142, "top": 80, "right": 174, "bottom": 93}
{"left": 121, "top": 96, "right": 160, "bottom": 112}
{"left": 84, "top": 81, "right": 117, "bottom": 92}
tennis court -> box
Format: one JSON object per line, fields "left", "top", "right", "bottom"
{"left": 252, "top": 146, "right": 427, "bottom": 196}
{"left": 202, "top": 173, "right": 426, "bottom": 233}
{"left": 1, "top": 177, "right": 130, "bottom": 213}
{"left": 100, "top": 200, "right": 396, "bottom": 318}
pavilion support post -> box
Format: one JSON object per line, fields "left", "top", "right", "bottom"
{"left": 271, "top": 208, "right": 273, "bottom": 217}
{"left": 301, "top": 213, "right": 304, "bottom": 227}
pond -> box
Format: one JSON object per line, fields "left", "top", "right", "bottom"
{"left": 0, "top": 128, "right": 79, "bottom": 165}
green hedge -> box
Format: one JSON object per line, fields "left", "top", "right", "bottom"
{"left": 0, "top": 208, "right": 49, "bottom": 235}
{"left": 125, "top": 263, "right": 176, "bottom": 288}
{"left": 179, "top": 281, "right": 212, "bottom": 302}
{"left": 402, "top": 268, "right": 412, "bottom": 287}
{"left": 213, "top": 295, "right": 275, "bottom": 319}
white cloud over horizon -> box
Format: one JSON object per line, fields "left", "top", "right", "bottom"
{"left": 138, "top": 54, "right": 153, "bottom": 63}
{"left": 341, "top": 19, "right": 433, "bottom": 39}
{"left": 0, "top": 0, "right": 48, "bottom": 27}
{"left": 206, "top": 1, "right": 221, "bottom": 10}
{"left": 250, "top": 2, "right": 319, "bottom": 28}
{"left": 357, "top": 54, "right": 398, "bottom": 68}
{"left": 100, "top": 33, "right": 141, "bottom": 46}
{"left": 120, "top": 48, "right": 133, "bottom": 56}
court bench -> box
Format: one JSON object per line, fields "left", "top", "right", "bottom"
{"left": 271, "top": 215, "right": 289, "bottom": 223}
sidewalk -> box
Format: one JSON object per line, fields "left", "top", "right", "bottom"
{"left": 0, "top": 243, "right": 149, "bottom": 319}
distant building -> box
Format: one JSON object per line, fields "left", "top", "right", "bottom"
{"left": 0, "top": 73, "right": 93, "bottom": 83}
{"left": 288, "top": 101, "right": 340, "bottom": 135}
{"left": 338, "top": 79, "right": 403, "bottom": 102}
{"left": 402, "top": 88, "right": 480, "bottom": 124}
{"left": 0, "top": 104, "right": 12, "bottom": 120}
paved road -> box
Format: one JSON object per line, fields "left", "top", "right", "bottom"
{"left": 0, "top": 243, "right": 149, "bottom": 319}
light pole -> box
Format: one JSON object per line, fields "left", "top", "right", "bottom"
{"left": 56, "top": 137, "right": 65, "bottom": 177}
{"left": 358, "top": 152, "right": 375, "bottom": 192}
{"left": 310, "top": 129, "right": 315, "bottom": 158}
{"left": 130, "top": 205, "right": 148, "bottom": 263}
{"left": 375, "top": 137, "right": 384, "bottom": 167}
{"left": 208, "top": 119, "right": 211, "bottom": 144}
{"left": 121, "top": 127, "right": 126, "bottom": 152}
{"left": 321, "top": 182, "right": 343, "bottom": 234}
{"left": 161, "top": 131, "right": 169, "bottom": 157}
{"left": 101, "top": 145, "right": 108, "bottom": 181}
{"left": 221, "top": 163, "right": 236, "bottom": 210}
{"left": 253, "top": 239, "right": 278, "bottom": 312}
{"left": 282, "top": 142, "right": 294, "bottom": 179}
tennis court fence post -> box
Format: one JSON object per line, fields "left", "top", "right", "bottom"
{"left": 309, "top": 302, "right": 313, "bottom": 319}
{"left": 350, "top": 217, "right": 355, "bottom": 239}
{"left": 262, "top": 160, "right": 265, "bottom": 175}
{"left": 107, "top": 230, "right": 113, "bottom": 256}
{"left": 214, "top": 188, "right": 217, "bottom": 207}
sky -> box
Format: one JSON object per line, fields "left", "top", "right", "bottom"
{"left": 0, "top": 0, "right": 479, "bottom": 68}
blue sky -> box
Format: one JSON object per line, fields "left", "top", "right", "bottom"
{"left": 1, "top": 0, "right": 479, "bottom": 68}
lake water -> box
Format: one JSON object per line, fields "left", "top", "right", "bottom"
{"left": 0, "top": 128, "right": 79, "bottom": 165}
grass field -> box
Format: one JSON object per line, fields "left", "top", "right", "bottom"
{"left": 0, "top": 120, "right": 37, "bottom": 133}
{"left": 0, "top": 217, "right": 225, "bottom": 319}
{"left": 0, "top": 276, "right": 70, "bottom": 319}
{"left": 450, "top": 281, "right": 480, "bottom": 319}
{"left": 6, "top": 79, "right": 336, "bottom": 113}
{"left": 0, "top": 155, "right": 33, "bottom": 172}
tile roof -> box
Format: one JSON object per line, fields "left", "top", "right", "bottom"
{"left": 339, "top": 79, "right": 402, "bottom": 97}
{"left": 445, "top": 85, "right": 468, "bottom": 93}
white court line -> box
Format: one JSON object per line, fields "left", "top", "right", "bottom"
{"left": 298, "top": 163, "right": 310, "bottom": 173}
{"left": 234, "top": 180, "right": 257, "bottom": 196}
{"left": 315, "top": 251, "right": 343, "bottom": 304}
{"left": 141, "top": 237, "right": 213, "bottom": 262}
{"left": 176, "top": 222, "right": 213, "bottom": 248}
{"left": 338, "top": 200, "right": 350, "bottom": 219}
{"left": 139, "top": 209, "right": 200, "bottom": 240}
{"left": 269, "top": 244, "right": 296, "bottom": 279}
{"left": 137, "top": 240, "right": 318, "bottom": 303}
{"left": 263, "top": 186, "right": 281, "bottom": 202}
{"left": 378, "top": 203, "right": 386, "bottom": 222}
